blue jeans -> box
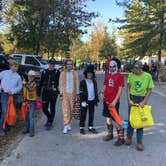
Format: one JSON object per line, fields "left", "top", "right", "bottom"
{"left": 26, "top": 101, "right": 35, "bottom": 133}
{"left": 0, "top": 93, "right": 9, "bottom": 129}
{"left": 127, "top": 95, "right": 144, "bottom": 143}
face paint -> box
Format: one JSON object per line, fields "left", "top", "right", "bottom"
{"left": 109, "top": 60, "right": 118, "bottom": 75}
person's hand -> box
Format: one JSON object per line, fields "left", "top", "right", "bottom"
{"left": 128, "top": 99, "right": 134, "bottom": 106}
{"left": 139, "top": 101, "right": 145, "bottom": 108}
{"left": 22, "top": 79, "right": 26, "bottom": 85}
{"left": 110, "top": 100, "right": 116, "bottom": 107}
{"left": 95, "top": 102, "right": 99, "bottom": 107}
{"left": 99, "top": 92, "right": 104, "bottom": 99}
{"left": 59, "top": 93, "right": 63, "bottom": 100}
{"left": 0, "top": 87, "right": 2, "bottom": 93}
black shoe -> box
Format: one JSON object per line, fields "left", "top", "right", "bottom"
{"left": 88, "top": 128, "right": 98, "bottom": 134}
{"left": 29, "top": 132, "right": 35, "bottom": 137}
{"left": 45, "top": 122, "right": 52, "bottom": 130}
{"left": 114, "top": 139, "right": 125, "bottom": 146}
{"left": 22, "top": 130, "right": 29, "bottom": 134}
{"left": 80, "top": 129, "right": 86, "bottom": 135}
{"left": 44, "top": 121, "right": 49, "bottom": 127}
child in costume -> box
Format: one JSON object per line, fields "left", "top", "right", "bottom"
{"left": 100, "top": 59, "right": 125, "bottom": 146}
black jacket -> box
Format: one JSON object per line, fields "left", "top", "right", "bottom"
{"left": 79, "top": 79, "right": 99, "bottom": 104}
{"left": 37, "top": 68, "right": 60, "bottom": 96}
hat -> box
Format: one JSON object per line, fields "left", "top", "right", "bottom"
{"left": 85, "top": 65, "right": 94, "bottom": 73}
{"left": 48, "top": 58, "right": 56, "bottom": 64}
{"left": 84, "top": 65, "right": 95, "bottom": 77}
{"left": 134, "top": 61, "right": 143, "bottom": 68}
{"left": 28, "top": 70, "right": 36, "bottom": 76}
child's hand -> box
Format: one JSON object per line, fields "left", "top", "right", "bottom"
{"left": 22, "top": 79, "right": 26, "bottom": 85}
{"left": 99, "top": 92, "right": 104, "bottom": 99}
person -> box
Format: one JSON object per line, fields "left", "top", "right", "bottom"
{"left": 38, "top": 58, "right": 60, "bottom": 130}
{"left": 22, "top": 70, "right": 37, "bottom": 137}
{"left": 79, "top": 65, "right": 99, "bottom": 135}
{"left": 100, "top": 59, "right": 125, "bottom": 146}
{"left": 142, "top": 62, "right": 149, "bottom": 72}
{"left": 150, "top": 61, "right": 157, "bottom": 80}
{"left": 59, "top": 59, "right": 79, "bottom": 134}
{"left": 0, "top": 60, "right": 22, "bottom": 136}
{"left": 126, "top": 61, "right": 154, "bottom": 151}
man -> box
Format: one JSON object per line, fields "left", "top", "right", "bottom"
{"left": 59, "top": 59, "right": 79, "bottom": 134}
{"left": 0, "top": 60, "right": 22, "bottom": 136}
{"left": 126, "top": 61, "right": 154, "bottom": 151}
{"left": 38, "top": 59, "right": 60, "bottom": 130}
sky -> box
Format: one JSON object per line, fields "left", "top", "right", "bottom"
{"left": 82, "top": 0, "right": 125, "bottom": 42}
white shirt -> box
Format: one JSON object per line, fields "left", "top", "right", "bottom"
{"left": 66, "top": 71, "right": 74, "bottom": 93}
{"left": 85, "top": 79, "right": 95, "bottom": 101}
{"left": 0, "top": 70, "right": 22, "bottom": 94}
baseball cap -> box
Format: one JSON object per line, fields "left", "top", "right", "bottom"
{"left": 48, "top": 58, "right": 56, "bottom": 64}
{"left": 134, "top": 61, "right": 143, "bottom": 68}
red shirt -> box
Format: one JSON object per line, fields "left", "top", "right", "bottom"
{"left": 104, "top": 73, "right": 124, "bottom": 104}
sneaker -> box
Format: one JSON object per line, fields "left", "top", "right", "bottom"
{"left": 114, "top": 139, "right": 125, "bottom": 146}
{"left": 63, "top": 126, "right": 68, "bottom": 134}
{"left": 80, "top": 128, "right": 86, "bottom": 135}
{"left": 136, "top": 143, "right": 144, "bottom": 151}
{"left": 125, "top": 138, "right": 132, "bottom": 146}
{"left": 88, "top": 128, "right": 98, "bottom": 134}
{"left": 45, "top": 122, "right": 52, "bottom": 130}
{"left": 67, "top": 124, "right": 71, "bottom": 131}
{"left": 29, "top": 132, "right": 35, "bottom": 137}
{"left": 103, "top": 133, "right": 113, "bottom": 141}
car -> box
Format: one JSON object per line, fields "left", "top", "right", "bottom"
{"left": 10, "top": 54, "right": 48, "bottom": 69}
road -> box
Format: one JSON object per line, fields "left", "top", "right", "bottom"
{"left": 1, "top": 73, "right": 166, "bottom": 166}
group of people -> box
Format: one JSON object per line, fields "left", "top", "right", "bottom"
{"left": 0, "top": 57, "right": 154, "bottom": 152}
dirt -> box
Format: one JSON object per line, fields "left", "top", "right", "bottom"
{"left": 0, "top": 109, "right": 42, "bottom": 162}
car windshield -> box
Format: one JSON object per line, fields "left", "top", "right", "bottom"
{"left": 36, "top": 57, "right": 48, "bottom": 65}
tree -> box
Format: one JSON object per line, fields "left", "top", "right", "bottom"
{"left": 5, "top": 0, "right": 96, "bottom": 56}
{"left": 114, "top": 0, "right": 166, "bottom": 61}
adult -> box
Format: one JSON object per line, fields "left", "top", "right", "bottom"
{"left": 59, "top": 59, "right": 79, "bottom": 134}
{"left": 0, "top": 60, "right": 22, "bottom": 136}
{"left": 38, "top": 59, "right": 60, "bottom": 130}
{"left": 142, "top": 62, "right": 149, "bottom": 72}
{"left": 126, "top": 61, "right": 154, "bottom": 151}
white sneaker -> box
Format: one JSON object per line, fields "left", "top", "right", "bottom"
{"left": 67, "top": 124, "right": 71, "bottom": 131}
{"left": 63, "top": 126, "right": 68, "bottom": 134}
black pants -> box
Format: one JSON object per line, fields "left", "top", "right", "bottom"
{"left": 42, "top": 90, "right": 58, "bottom": 124}
{"left": 80, "top": 100, "right": 96, "bottom": 128}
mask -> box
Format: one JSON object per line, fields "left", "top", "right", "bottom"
{"left": 109, "top": 60, "right": 118, "bottom": 75}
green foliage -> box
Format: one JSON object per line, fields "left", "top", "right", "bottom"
{"left": 115, "top": 0, "right": 166, "bottom": 61}
{"left": 3, "top": 0, "right": 96, "bottom": 56}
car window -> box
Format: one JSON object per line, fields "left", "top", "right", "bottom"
{"left": 12, "top": 55, "right": 22, "bottom": 64}
{"left": 0, "top": 57, "right": 6, "bottom": 64}
{"left": 25, "top": 57, "right": 40, "bottom": 66}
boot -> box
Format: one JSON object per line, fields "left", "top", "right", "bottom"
{"left": 103, "top": 124, "right": 114, "bottom": 141}
{"left": 114, "top": 129, "right": 125, "bottom": 146}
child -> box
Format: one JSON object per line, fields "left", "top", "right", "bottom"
{"left": 100, "top": 59, "right": 125, "bottom": 146}
{"left": 23, "top": 70, "right": 37, "bottom": 137}
{"left": 79, "top": 65, "right": 99, "bottom": 135}
{"left": 0, "top": 60, "right": 22, "bottom": 136}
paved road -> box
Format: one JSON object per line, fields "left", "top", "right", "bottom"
{"left": 1, "top": 73, "right": 166, "bottom": 166}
